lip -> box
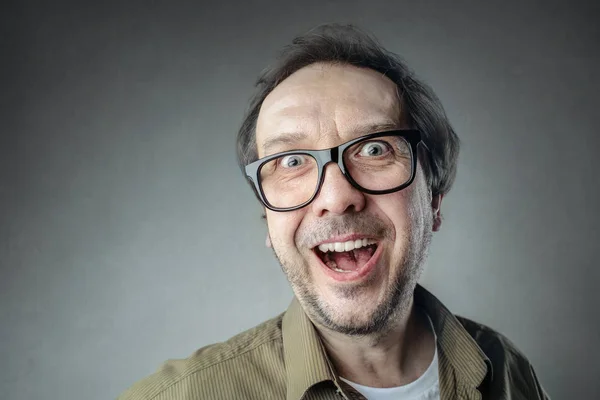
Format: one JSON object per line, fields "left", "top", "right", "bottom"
{"left": 313, "top": 233, "right": 377, "bottom": 247}
{"left": 311, "top": 241, "right": 383, "bottom": 282}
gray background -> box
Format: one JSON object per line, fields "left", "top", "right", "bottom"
{"left": 1, "top": 0, "right": 598, "bottom": 399}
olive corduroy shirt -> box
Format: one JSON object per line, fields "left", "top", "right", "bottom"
{"left": 118, "top": 285, "right": 549, "bottom": 400}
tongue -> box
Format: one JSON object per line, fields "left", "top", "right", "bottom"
{"left": 326, "top": 246, "right": 375, "bottom": 271}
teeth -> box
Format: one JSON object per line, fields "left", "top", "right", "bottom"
{"left": 317, "top": 238, "right": 377, "bottom": 253}
{"left": 325, "top": 260, "right": 353, "bottom": 273}
{"left": 333, "top": 267, "right": 352, "bottom": 273}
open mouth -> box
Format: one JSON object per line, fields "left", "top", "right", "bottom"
{"left": 313, "top": 238, "right": 378, "bottom": 274}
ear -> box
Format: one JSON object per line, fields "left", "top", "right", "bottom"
{"left": 431, "top": 193, "right": 443, "bottom": 232}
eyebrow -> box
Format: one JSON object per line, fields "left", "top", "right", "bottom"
{"left": 261, "top": 121, "right": 402, "bottom": 154}
{"left": 262, "top": 132, "right": 308, "bottom": 154}
{"left": 361, "top": 122, "right": 402, "bottom": 133}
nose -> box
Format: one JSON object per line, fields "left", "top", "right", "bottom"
{"left": 310, "top": 163, "right": 366, "bottom": 217}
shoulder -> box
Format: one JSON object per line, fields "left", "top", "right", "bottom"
{"left": 456, "top": 315, "right": 538, "bottom": 369}
{"left": 456, "top": 315, "right": 527, "bottom": 361}
{"left": 456, "top": 316, "right": 550, "bottom": 399}
{"left": 118, "top": 314, "right": 285, "bottom": 400}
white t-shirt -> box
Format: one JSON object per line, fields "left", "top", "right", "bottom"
{"left": 339, "top": 313, "right": 440, "bottom": 400}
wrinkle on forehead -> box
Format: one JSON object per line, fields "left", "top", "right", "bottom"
{"left": 256, "top": 63, "right": 403, "bottom": 156}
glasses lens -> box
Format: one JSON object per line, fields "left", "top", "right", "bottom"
{"left": 259, "top": 153, "right": 319, "bottom": 209}
{"left": 343, "top": 135, "right": 413, "bottom": 191}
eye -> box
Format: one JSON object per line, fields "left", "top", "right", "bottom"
{"left": 358, "top": 141, "right": 389, "bottom": 157}
{"left": 280, "top": 154, "right": 305, "bottom": 168}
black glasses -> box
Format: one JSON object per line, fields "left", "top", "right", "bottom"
{"left": 245, "top": 130, "right": 428, "bottom": 212}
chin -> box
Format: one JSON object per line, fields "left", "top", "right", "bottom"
{"left": 331, "top": 306, "right": 381, "bottom": 330}
{"left": 304, "top": 285, "right": 399, "bottom": 336}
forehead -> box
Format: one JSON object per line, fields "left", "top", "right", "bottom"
{"left": 256, "top": 63, "right": 403, "bottom": 156}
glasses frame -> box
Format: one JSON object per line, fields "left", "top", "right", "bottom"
{"left": 244, "top": 129, "right": 428, "bottom": 212}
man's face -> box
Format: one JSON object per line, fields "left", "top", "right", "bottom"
{"left": 255, "top": 63, "right": 437, "bottom": 335}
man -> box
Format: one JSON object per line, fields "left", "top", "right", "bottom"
{"left": 119, "top": 24, "right": 549, "bottom": 400}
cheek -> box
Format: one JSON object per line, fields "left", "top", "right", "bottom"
{"left": 397, "top": 164, "right": 432, "bottom": 223}
{"left": 266, "top": 211, "right": 305, "bottom": 248}
{"left": 377, "top": 194, "right": 412, "bottom": 238}
{"left": 370, "top": 181, "right": 427, "bottom": 243}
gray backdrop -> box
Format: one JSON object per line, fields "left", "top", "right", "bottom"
{"left": 2, "top": 1, "right": 599, "bottom": 399}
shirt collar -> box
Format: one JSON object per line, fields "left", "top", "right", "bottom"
{"left": 282, "top": 297, "right": 336, "bottom": 400}
{"left": 281, "top": 284, "right": 493, "bottom": 400}
{"left": 414, "top": 285, "right": 494, "bottom": 386}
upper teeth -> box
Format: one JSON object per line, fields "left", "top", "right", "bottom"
{"left": 317, "top": 238, "right": 377, "bottom": 253}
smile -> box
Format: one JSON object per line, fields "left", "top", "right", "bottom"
{"left": 312, "top": 236, "right": 381, "bottom": 282}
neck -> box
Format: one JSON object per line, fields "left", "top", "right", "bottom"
{"left": 316, "top": 297, "right": 436, "bottom": 388}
